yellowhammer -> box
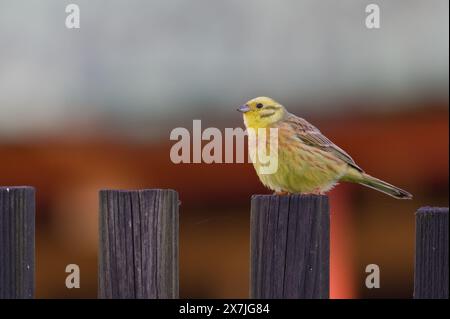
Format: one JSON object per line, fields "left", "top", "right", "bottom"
{"left": 238, "top": 96, "right": 412, "bottom": 199}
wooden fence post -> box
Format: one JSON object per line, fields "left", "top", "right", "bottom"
{"left": 414, "top": 206, "right": 449, "bottom": 299}
{"left": 0, "top": 186, "right": 35, "bottom": 299}
{"left": 250, "top": 194, "right": 330, "bottom": 299}
{"left": 99, "top": 189, "right": 179, "bottom": 299}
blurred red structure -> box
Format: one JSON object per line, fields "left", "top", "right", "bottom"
{"left": 0, "top": 108, "right": 448, "bottom": 298}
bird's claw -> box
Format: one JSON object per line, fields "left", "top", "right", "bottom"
{"left": 274, "top": 191, "right": 290, "bottom": 196}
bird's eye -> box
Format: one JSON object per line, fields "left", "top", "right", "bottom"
{"left": 256, "top": 103, "right": 263, "bottom": 109}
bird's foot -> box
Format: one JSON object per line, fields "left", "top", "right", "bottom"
{"left": 302, "top": 189, "right": 325, "bottom": 196}
{"left": 274, "top": 191, "right": 290, "bottom": 196}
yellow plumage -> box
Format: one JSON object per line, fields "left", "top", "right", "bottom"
{"left": 238, "top": 96, "right": 412, "bottom": 199}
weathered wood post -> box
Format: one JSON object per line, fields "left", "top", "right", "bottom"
{"left": 99, "top": 189, "right": 179, "bottom": 299}
{"left": 414, "top": 207, "right": 449, "bottom": 299}
{"left": 0, "top": 186, "right": 35, "bottom": 299}
{"left": 250, "top": 194, "right": 330, "bottom": 299}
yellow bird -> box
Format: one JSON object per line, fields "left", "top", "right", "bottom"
{"left": 237, "top": 96, "right": 412, "bottom": 199}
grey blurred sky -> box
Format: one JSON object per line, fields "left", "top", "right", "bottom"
{"left": 0, "top": 0, "right": 448, "bottom": 136}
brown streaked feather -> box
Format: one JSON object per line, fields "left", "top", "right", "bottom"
{"left": 284, "top": 113, "right": 364, "bottom": 172}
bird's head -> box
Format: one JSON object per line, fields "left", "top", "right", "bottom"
{"left": 237, "top": 96, "right": 286, "bottom": 128}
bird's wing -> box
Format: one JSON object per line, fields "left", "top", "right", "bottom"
{"left": 285, "top": 114, "right": 364, "bottom": 172}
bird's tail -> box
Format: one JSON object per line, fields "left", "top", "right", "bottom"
{"left": 356, "top": 173, "right": 412, "bottom": 200}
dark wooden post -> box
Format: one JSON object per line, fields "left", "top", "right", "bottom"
{"left": 99, "top": 189, "right": 179, "bottom": 299}
{"left": 0, "top": 186, "right": 35, "bottom": 299}
{"left": 414, "top": 207, "right": 449, "bottom": 299}
{"left": 250, "top": 194, "right": 330, "bottom": 299}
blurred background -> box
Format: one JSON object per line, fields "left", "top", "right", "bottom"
{"left": 0, "top": 0, "right": 448, "bottom": 298}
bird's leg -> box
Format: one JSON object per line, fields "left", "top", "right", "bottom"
{"left": 274, "top": 191, "right": 290, "bottom": 196}
{"left": 301, "top": 189, "right": 324, "bottom": 196}
{"left": 311, "top": 188, "right": 325, "bottom": 195}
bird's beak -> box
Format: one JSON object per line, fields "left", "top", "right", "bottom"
{"left": 237, "top": 104, "right": 250, "bottom": 113}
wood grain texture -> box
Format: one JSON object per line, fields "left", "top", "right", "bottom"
{"left": 414, "top": 207, "right": 449, "bottom": 299}
{"left": 250, "top": 194, "right": 329, "bottom": 299}
{"left": 99, "top": 189, "right": 179, "bottom": 299}
{"left": 0, "top": 186, "right": 35, "bottom": 299}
